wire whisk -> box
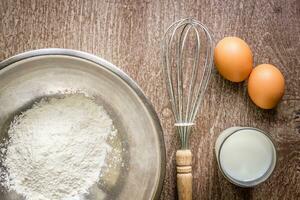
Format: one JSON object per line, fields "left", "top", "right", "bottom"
{"left": 161, "top": 18, "right": 213, "bottom": 200}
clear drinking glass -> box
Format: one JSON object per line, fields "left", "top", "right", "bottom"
{"left": 215, "top": 127, "right": 277, "bottom": 187}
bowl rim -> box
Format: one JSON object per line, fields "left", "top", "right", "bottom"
{"left": 0, "top": 48, "right": 166, "bottom": 200}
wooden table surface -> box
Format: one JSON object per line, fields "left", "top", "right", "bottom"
{"left": 1, "top": 0, "right": 299, "bottom": 199}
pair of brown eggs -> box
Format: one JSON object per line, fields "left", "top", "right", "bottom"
{"left": 214, "top": 37, "right": 285, "bottom": 109}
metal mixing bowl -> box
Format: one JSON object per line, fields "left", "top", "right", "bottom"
{"left": 0, "top": 49, "right": 165, "bottom": 200}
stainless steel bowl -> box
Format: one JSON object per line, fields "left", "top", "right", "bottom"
{"left": 0, "top": 49, "right": 165, "bottom": 200}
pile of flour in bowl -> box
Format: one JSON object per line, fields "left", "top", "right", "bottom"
{"left": 0, "top": 94, "right": 116, "bottom": 200}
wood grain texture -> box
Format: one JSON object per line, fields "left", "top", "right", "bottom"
{"left": 1, "top": 0, "right": 299, "bottom": 199}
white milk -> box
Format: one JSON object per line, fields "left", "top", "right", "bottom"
{"left": 215, "top": 127, "right": 276, "bottom": 187}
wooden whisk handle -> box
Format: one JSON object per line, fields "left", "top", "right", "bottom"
{"left": 176, "top": 149, "right": 192, "bottom": 200}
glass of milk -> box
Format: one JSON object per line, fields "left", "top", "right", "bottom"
{"left": 215, "top": 127, "right": 277, "bottom": 187}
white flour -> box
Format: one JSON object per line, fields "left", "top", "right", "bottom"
{"left": 1, "top": 94, "right": 116, "bottom": 200}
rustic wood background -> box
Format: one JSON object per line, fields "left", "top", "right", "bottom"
{"left": 1, "top": 0, "right": 299, "bottom": 199}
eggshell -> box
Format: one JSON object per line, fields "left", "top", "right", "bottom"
{"left": 214, "top": 37, "right": 253, "bottom": 82}
{"left": 248, "top": 64, "right": 285, "bottom": 109}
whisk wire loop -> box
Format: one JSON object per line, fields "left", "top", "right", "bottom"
{"left": 162, "top": 18, "right": 213, "bottom": 149}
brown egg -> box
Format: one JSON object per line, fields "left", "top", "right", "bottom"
{"left": 248, "top": 64, "right": 285, "bottom": 109}
{"left": 214, "top": 37, "right": 253, "bottom": 82}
